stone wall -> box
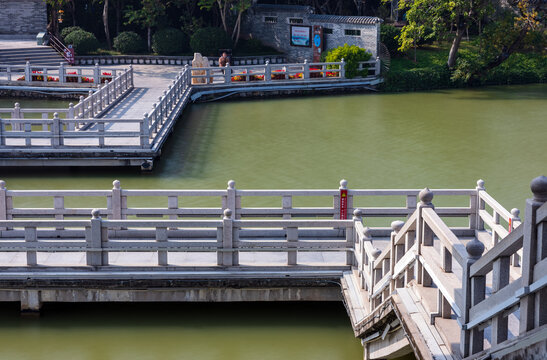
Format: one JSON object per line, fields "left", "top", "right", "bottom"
{"left": 243, "top": 4, "right": 380, "bottom": 62}
{"left": 0, "top": 0, "right": 47, "bottom": 35}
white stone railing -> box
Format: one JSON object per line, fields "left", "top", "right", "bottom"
{"left": 189, "top": 58, "right": 381, "bottom": 85}
{"left": 0, "top": 62, "right": 123, "bottom": 87}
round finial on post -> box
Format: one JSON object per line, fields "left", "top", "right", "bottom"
{"left": 511, "top": 208, "right": 521, "bottom": 221}
{"left": 91, "top": 209, "right": 101, "bottom": 219}
{"left": 339, "top": 179, "right": 348, "bottom": 190}
{"left": 362, "top": 226, "right": 372, "bottom": 240}
{"left": 372, "top": 248, "right": 381, "bottom": 260}
{"left": 419, "top": 187, "right": 434, "bottom": 206}
{"left": 223, "top": 208, "right": 233, "bottom": 219}
{"left": 79, "top": 95, "right": 85, "bottom": 103}
{"left": 14, "top": 102, "right": 20, "bottom": 109}
{"left": 530, "top": 175, "right": 547, "bottom": 202}
{"left": 0, "top": 180, "right": 5, "bottom": 189}
{"left": 143, "top": 113, "right": 149, "bottom": 119}
{"left": 112, "top": 180, "right": 121, "bottom": 189}
{"left": 53, "top": 112, "right": 59, "bottom": 119}
{"left": 476, "top": 179, "right": 485, "bottom": 191}
{"left": 227, "top": 180, "right": 235, "bottom": 189}
{"left": 466, "top": 238, "right": 485, "bottom": 260}
{"left": 304, "top": 59, "right": 308, "bottom": 64}
{"left": 353, "top": 208, "right": 362, "bottom": 220}
{"left": 69, "top": 103, "right": 74, "bottom": 108}
{"left": 88, "top": 90, "right": 93, "bottom": 97}
{"left": 391, "top": 220, "right": 404, "bottom": 233}
{"left": 265, "top": 60, "right": 270, "bottom": 65}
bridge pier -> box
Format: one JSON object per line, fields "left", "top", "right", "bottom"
{"left": 20, "top": 290, "right": 42, "bottom": 314}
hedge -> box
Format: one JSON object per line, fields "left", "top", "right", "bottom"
{"left": 113, "top": 31, "right": 144, "bottom": 54}
{"left": 152, "top": 28, "right": 188, "bottom": 55}
{"left": 64, "top": 30, "right": 99, "bottom": 55}
{"left": 190, "top": 27, "right": 232, "bottom": 56}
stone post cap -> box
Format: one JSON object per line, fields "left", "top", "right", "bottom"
{"left": 419, "top": 187, "right": 433, "bottom": 206}
{"left": 476, "top": 179, "right": 485, "bottom": 190}
{"left": 223, "top": 208, "right": 233, "bottom": 219}
{"left": 353, "top": 208, "right": 362, "bottom": 219}
{"left": 372, "top": 247, "right": 381, "bottom": 260}
{"left": 91, "top": 209, "right": 101, "bottom": 219}
{"left": 227, "top": 180, "right": 235, "bottom": 189}
{"left": 531, "top": 175, "right": 547, "bottom": 202}
{"left": 0, "top": 180, "right": 5, "bottom": 189}
{"left": 112, "top": 180, "right": 121, "bottom": 189}
{"left": 339, "top": 179, "right": 348, "bottom": 190}
{"left": 362, "top": 226, "right": 372, "bottom": 239}
{"left": 14, "top": 102, "right": 20, "bottom": 108}
{"left": 466, "top": 238, "right": 484, "bottom": 260}
{"left": 53, "top": 112, "right": 59, "bottom": 118}
{"left": 511, "top": 208, "right": 520, "bottom": 220}
{"left": 391, "top": 220, "right": 404, "bottom": 233}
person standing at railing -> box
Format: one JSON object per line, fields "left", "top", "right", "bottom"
{"left": 219, "top": 52, "right": 230, "bottom": 67}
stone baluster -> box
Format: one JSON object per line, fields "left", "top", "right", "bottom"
{"left": 340, "top": 58, "right": 345, "bottom": 78}
{"left": 24, "top": 61, "right": 31, "bottom": 84}
{"left": 519, "top": 176, "right": 547, "bottom": 334}
{"left": 93, "top": 63, "right": 100, "bottom": 84}
{"left": 52, "top": 112, "right": 61, "bottom": 148}
{"left": 265, "top": 61, "right": 271, "bottom": 83}
{"left": 59, "top": 62, "right": 65, "bottom": 84}
{"left": 390, "top": 220, "right": 405, "bottom": 292}
{"left": 460, "top": 236, "right": 486, "bottom": 357}
{"left": 303, "top": 59, "right": 309, "bottom": 80}
{"left": 476, "top": 179, "right": 486, "bottom": 231}
{"left": 87, "top": 209, "right": 104, "bottom": 266}
{"left": 416, "top": 187, "right": 434, "bottom": 286}
{"left": 510, "top": 208, "right": 521, "bottom": 266}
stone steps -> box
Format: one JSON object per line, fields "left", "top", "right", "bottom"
{"left": 0, "top": 46, "right": 66, "bottom": 66}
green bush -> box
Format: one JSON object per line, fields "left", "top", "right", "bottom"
{"left": 152, "top": 28, "right": 188, "bottom": 55}
{"left": 380, "top": 24, "right": 401, "bottom": 57}
{"left": 485, "top": 53, "right": 547, "bottom": 85}
{"left": 64, "top": 30, "right": 99, "bottom": 55}
{"left": 382, "top": 65, "right": 452, "bottom": 91}
{"left": 325, "top": 44, "right": 372, "bottom": 78}
{"left": 113, "top": 31, "right": 144, "bottom": 54}
{"left": 190, "top": 27, "right": 232, "bottom": 56}
{"left": 60, "top": 26, "right": 84, "bottom": 41}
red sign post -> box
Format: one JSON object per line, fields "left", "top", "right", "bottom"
{"left": 340, "top": 189, "right": 348, "bottom": 219}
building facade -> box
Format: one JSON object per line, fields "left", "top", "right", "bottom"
{"left": 243, "top": 4, "right": 381, "bottom": 62}
{"left": 0, "top": 0, "right": 47, "bottom": 35}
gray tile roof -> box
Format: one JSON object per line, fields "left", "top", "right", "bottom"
{"left": 309, "top": 14, "right": 381, "bottom": 25}
{"left": 253, "top": 4, "right": 313, "bottom": 13}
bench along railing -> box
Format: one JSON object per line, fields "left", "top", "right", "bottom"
{"left": 0, "top": 179, "right": 506, "bottom": 236}
{"left": 0, "top": 208, "right": 355, "bottom": 268}
{"left": 0, "top": 116, "right": 145, "bottom": 148}
{"left": 189, "top": 58, "right": 381, "bottom": 85}
{"left": 0, "top": 67, "right": 133, "bottom": 135}
{"left": 460, "top": 176, "right": 547, "bottom": 358}
{"left": 0, "top": 62, "right": 121, "bottom": 87}
{"left": 145, "top": 66, "right": 192, "bottom": 148}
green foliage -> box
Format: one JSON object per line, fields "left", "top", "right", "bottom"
{"left": 485, "top": 53, "right": 546, "bottom": 85}
{"left": 60, "top": 26, "right": 84, "bottom": 41}
{"left": 382, "top": 65, "right": 452, "bottom": 91}
{"left": 152, "top": 28, "right": 188, "bottom": 55}
{"left": 113, "top": 31, "right": 144, "bottom": 54}
{"left": 380, "top": 25, "right": 401, "bottom": 57}
{"left": 234, "top": 38, "right": 281, "bottom": 55}
{"left": 64, "top": 30, "right": 99, "bottom": 55}
{"left": 124, "top": 0, "right": 166, "bottom": 29}
{"left": 325, "top": 44, "right": 372, "bottom": 79}
{"left": 190, "top": 27, "right": 232, "bottom": 56}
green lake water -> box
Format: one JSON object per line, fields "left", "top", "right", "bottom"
{"left": 0, "top": 84, "right": 546, "bottom": 359}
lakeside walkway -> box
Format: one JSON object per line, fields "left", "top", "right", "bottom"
{"left": 0, "top": 59, "right": 382, "bottom": 168}
{"left": 0, "top": 178, "right": 545, "bottom": 360}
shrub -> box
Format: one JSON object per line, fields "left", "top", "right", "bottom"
{"left": 113, "top": 31, "right": 144, "bottom": 54}
{"left": 381, "top": 65, "right": 452, "bottom": 91}
{"left": 325, "top": 44, "right": 372, "bottom": 78}
{"left": 380, "top": 24, "right": 401, "bottom": 57}
{"left": 190, "top": 27, "right": 232, "bottom": 56}
{"left": 152, "top": 28, "right": 188, "bottom": 55}
{"left": 64, "top": 30, "right": 99, "bottom": 55}
{"left": 60, "top": 26, "right": 84, "bottom": 41}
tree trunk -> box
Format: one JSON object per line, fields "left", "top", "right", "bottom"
{"left": 70, "top": 0, "right": 76, "bottom": 26}
{"left": 115, "top": 0, "right": 122, "bottom": 35}
{"left": 232, "top": 12, "right": 242, "bottom": 47}
{"left": 447, "top": 26, "right": 465, "bottom": 68}
{"left": 103, "top": 0, "right": 111, "bottom": 49}
{"left": 217, "top": 0, "right": 228, "bottom": 33}
{"left": 147, "top": 26, "right": 151, "bottom": 52}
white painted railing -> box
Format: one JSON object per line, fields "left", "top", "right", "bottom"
{"left": 0, "top": 62, "right": 122, "bottom": 87}
{"left": 189, "top": 58, "right": 381, "bottom": 85}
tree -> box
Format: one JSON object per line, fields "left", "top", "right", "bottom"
{"left": 198, "top": 0, "right": 252, "bottom": 47}
{"left": 395, "top": 0, "right": 492, "bottom": 67}
{"left": 103, "top": 0, "right": 111, "bottom": 48}
{"left": 125, "top": 0, "right": 167, "bottom": 51}
{"left": 46, "top": 0, "right": 70, "bottom": 36}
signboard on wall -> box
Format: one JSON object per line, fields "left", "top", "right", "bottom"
{"left": 290, "top": 25, "right": 311, "bottom": 47}
{"left": 312, "top": 25, "right": 323, "bottom": 62}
